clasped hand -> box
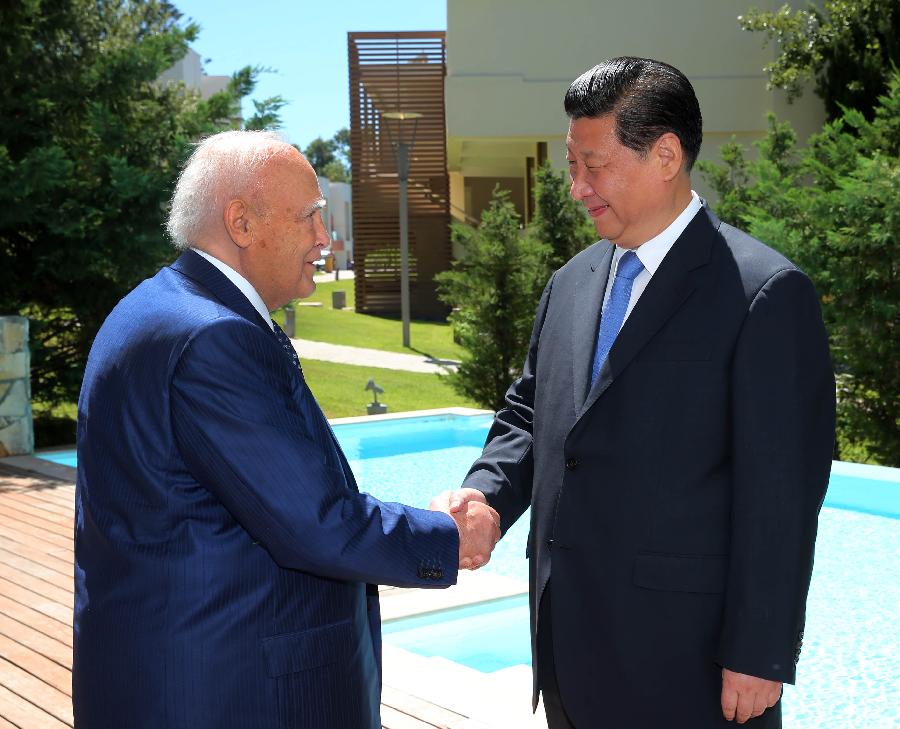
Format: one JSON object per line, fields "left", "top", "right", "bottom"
{"left": 429, "top": 488, "right": 499, "bottom": 570}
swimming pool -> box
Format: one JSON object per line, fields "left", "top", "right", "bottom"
{"left": 36, "top": 412, "right": 899, "bottom": 726}
{"left": 348, "top": 416, "right": 900, "bottom": 728}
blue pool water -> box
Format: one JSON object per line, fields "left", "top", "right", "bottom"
{"left": 37, "top": 413, "right": 899, "bottom": 726}
{"left": 33, "top": 448, "right": 78, "bottom": 468}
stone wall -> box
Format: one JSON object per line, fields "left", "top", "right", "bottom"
{"left": 0, "top": 317, "right": 33, "bottom": 457}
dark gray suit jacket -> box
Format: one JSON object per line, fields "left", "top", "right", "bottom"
{"left": 463, "top": 207, "right": 835, "bottom": 728}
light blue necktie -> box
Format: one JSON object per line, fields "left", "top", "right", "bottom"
{"left": 591, "top": 250, "right": 644, "bottom": 386}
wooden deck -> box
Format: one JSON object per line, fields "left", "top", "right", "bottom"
{"left": 0, "top": 462, "right": 482, "bottom": 729}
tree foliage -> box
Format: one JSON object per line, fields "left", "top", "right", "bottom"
{"left": 740, "top": 0, "right": 899, "bottom": 119}
{"left": 699, "top": 73, "right": 900, "bottom": 465}
{"left": 0, "top": 0, "right": 282, "bottom": 408}
{"left": 435, "top": 189, "right": 550, "bottom": 411}
{"left": 531, "top": 162, "right": 596, "bottom": 268}
{"left": 303, "top": 127, "right": 351, "bottom": 181}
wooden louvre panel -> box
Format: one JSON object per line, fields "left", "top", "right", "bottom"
{"left": 348, "top": 31, "right": 451, "bottom": 319}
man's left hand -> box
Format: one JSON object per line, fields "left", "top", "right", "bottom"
{"left": 721, "top": 668, "right": 782, "bottom": 724}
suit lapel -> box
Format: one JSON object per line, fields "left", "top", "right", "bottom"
{"left": 172, "top": 251, "right": 361, "bottom": 489}
{"left": 572, "top": 242, "right": 615, "bottom": 413}
{"left": 576, "top": 207, "right": 720, "bottom": 420}
{"left": 170, "top": 249, "right": 273, "bottom": 332}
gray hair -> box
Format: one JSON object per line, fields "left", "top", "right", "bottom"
{"left": 165, "top": 130, "right": 293, "bottom": 249}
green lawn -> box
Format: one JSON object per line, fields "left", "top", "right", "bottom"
{"left": 33, "top": 361, "right": 477, "bottom": 446}
{"left": 303, "top": 359, "right": 478, "bottom": 419}
{"left": 32, "top": 277, "right": 476, "bottom": 447}
{"left": 272, "top": 279, "right": 466, "bottom": 363}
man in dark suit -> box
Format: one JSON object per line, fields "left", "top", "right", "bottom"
{"left": 434, "top": 58, "right": 835, "bottom": 727}
{"left": 73, "top": 131, "right": 500, "bottom": 729}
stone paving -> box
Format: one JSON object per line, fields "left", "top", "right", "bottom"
{"left": 291, "top": 337, "right": 459, "bottom": 374}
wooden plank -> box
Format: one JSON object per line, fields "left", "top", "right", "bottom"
{"left": 348, "top": 31, "right": 450, "bottom": 319}
{"left": 0, "top": 524, "right": 72, "bottom": 555}
{"left": 382, "top": 703, "right": 439, "bottom": 728}
{"left": 0, "top": 473, "right": 72, "bottom": 496}
{"left": 12, "top": 488, "right": 75, "bottom": 508}
{"left": 0, "top": 597, "right": 71, "bottom": 648}
{"left": 0, "top": 580, "right": 72, "bottom": 628}
{"left": 3, "top": 493, "right": 73, "bottom": 518}
{"left": 0, "top": 684, "right": 68, "bottom": 729}
{"left": 0, "top": 499, "right": 72, "bottom": 528}
{"left": 0, "top": 657, "right": 73, "bottom": 725}
{"left": 0, "top": 615, "right": 71, "bottom": 668}
{"left": 382, "top": 686, "right": 469, "bottom": 727}
{"left": 0, "top": 539, "right": 73, "bottom": 579}
{"left": 0, "top": 505, "right": 72, "bottom": 539}
{"left": 0, "top": 568, "right": 72, "bottom": 610}
{"left": 2, "top": 486, "right": 73, "bottom": 509}
{"left": 0, "top": 551, "right": 72, "bottom": 592}
{"left": 0, "top": 635, "right": 70, "bottom": 696}
{"left": 44, "top": 550, "right": 74, "bottom": 563}
{"left": 0, "top": 714, "right": 20, "bottom": 728}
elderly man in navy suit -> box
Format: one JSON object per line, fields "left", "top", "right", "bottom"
{"left": 435, "top": 57, "right": 835, "bottom": 728}
{"left": 73, "top": 130, "right": 500, "bottom": 729}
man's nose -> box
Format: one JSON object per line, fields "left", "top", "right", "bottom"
{"left": 315, "top": 213, "right": 329, "bottom": 246}
{"left": 569, "top": 167, "right": 592, "bottom": 201}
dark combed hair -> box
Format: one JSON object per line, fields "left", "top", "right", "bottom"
{"left": 564, "top": 57, "right": 703, "bottom": 171}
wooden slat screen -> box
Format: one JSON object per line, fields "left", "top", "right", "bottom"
{"left": 348, "top": 31, "right": 451, "bottom": 319}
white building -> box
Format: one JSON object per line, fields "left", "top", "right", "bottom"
{"left": 318, "top": 176, "right": 354, "bottom": 270}
{"left": 158, "top": 48, "right": 230, "bottom": 100}
{"left": 445, "top": 0, "right": 825, "bottom": 222}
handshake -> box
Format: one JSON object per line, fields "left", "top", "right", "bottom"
{"left": 429, "top": 488, "right": 500, "bottom": 571}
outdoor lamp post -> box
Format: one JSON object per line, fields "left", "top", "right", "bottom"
{"left": 382, "top": 110, "right": 422, "bottom": 349}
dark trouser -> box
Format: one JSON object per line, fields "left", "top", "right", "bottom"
{"left": 538, "top": 584, "right": 577, "bottom": 729}
{"left": 536, "top": 583, "right": 783, "bottom": 729}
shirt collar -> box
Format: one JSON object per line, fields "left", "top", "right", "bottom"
{"left": 191, "top": 248, "right": 274, "bottom": 331}
{"left": 613, "top": 190, "right": 702, "bottom": 276}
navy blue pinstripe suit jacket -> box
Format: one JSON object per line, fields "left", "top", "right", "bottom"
{"left": 73, "top": 250, "right": 459, "bottom": 728}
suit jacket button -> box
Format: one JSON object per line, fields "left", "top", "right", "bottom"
{"left": 565, "top": 458, "right": 578, "bottom": 471}
{"left": 432, "top": 569, "right": 443, "bottom": 580}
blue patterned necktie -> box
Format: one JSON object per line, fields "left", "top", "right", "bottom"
{"left": 272, "top": 320, "right": 302, "bottom": 374}
{"left": 591, "top": 250, "right": 644, "bottom": 386}
{"left": 271, "top": 319, "right": 345, "bottom": 470}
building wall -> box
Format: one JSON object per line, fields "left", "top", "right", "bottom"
{"left": 318, "top": 177, "right": 354, "bottom": 269}
{"left": 158, "top": 48, "right": 230, "bottom": 100}
{"left": 446, "top": 0, "right": 825, "bottom": 216}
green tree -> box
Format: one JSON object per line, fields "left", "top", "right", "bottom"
{"left": 435, "top": 188, "right": 550, "bottom": 411}
{"left": 699, "top": 73, "right": 900, "bottom": 465}
{"left": 332, "top": 127, "right": 350, "bottom": 168}
{"left": 305, "top": 128, "right": 351, "bottom": 181}
{"left": 0, "top": 0, "right": 282, "bottom": 412}
{"left": 244, "top": 96, "right": 288, "bottom": 131}
{"left": 321, "top": 159, "right": 350, "bottom": 183}
{"left": 303, "top": 136, "right": 336, "bottom": 171}
{"left": 531, "top": 162, "right": 596, "bottom": 268}
{"left": 740, "top": 0, "right": 900, "bottom": 119}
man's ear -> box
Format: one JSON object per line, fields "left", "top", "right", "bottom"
{"left": 653, "top": 132, "right": 685, "bottom": 182}
{"left": 224, "top": 198, "right": 253, "bottom": 249}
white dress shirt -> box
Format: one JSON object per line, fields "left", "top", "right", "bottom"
{"left": 601, "top": 191, "right": 703, "bottom": 326}
{"left": 192, "top": 248, "right": 274, "bottom": 331}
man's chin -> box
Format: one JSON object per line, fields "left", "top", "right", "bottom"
{"left": 593, "top": 221, "right": 611, "bottom": 240}
{"left": 297, "top": 279, "right": 316, "bottom": 300}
